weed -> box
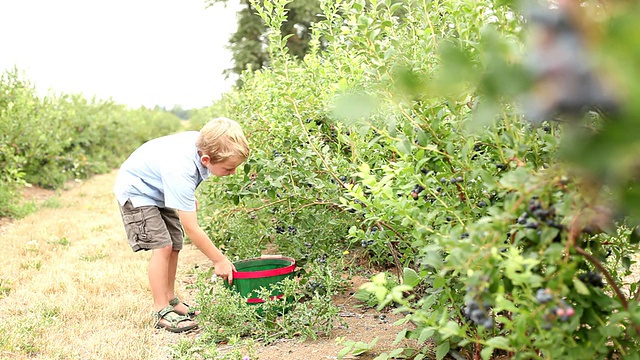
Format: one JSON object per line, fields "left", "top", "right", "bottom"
{"left": 79, "top": 251, "right": 107, "bottom": 262}
{"left": 20, "top": 260, "right": 42, "bottom": 270}
{"left": 172, "top": 265, "right": 344, "bottom": 356}
{"left": 0, "top": 305, "right": 59, "bottom": 356}
{"left": 337, "top": 336, "right": 379, "bottom": 359}
{"left": 47, "top": 237, "right": 70, "bottom": 246}
{"left": 24, "top": 239, "right": 39, "bottom": 253}
{"left": 0, "top": 278, "right": 12, "bottom": 299}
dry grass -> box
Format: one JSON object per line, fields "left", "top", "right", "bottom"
{"left": 0, "top": 170, "right": 206, "bottom": 360}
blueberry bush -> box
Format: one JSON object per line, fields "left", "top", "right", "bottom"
{"left": 0, "top": 68, "right": 182, "bottom": 217}
{"left": 187, "top": 0, "right": 640, "bottom": 359}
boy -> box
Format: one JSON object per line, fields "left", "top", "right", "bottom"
{"left": 113, "top": 117, "right": 250, "bottom": 333}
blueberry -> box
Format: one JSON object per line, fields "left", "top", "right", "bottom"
{"left": 482, "top": 318, "right": 494, "bottom": 329}
{"left": 535, "top": 288, "right": 553, "bottom": 304}
{"left": 525, "top": 222, "right": 540, "bottom": 229}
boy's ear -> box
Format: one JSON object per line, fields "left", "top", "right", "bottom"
{"left": 201, "top": 155, "right": 211, "bottom": 165}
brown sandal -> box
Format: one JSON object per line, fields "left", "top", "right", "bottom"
{"left": 154, "top": 306, "right": 198, "bottom": 333}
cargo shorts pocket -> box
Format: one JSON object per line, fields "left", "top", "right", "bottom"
{"left": 123, "top": 209, "right": 150, "bottom": 244}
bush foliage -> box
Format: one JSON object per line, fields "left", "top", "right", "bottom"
{"left": 189, "top": 0, "right": 640, "bottom": 359}
{"left": 0, "top": 68, "right": 182, "bottom": 217}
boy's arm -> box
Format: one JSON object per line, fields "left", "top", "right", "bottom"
{"left": 177, "top": 210, "right": 235, "bottom": 284}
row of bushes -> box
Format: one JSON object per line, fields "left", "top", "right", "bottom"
{"left": 184, "top": 0, "right": 640, "bottom": 359}
{"left": 0, "top": 68, "right": 182, "bottom": 217}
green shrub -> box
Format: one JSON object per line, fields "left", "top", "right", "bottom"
{"left": 0, "top": 68, "right": 183, "bottom": 215}
{"left": 189, "top": 0, "right": 640, "bottom": 358}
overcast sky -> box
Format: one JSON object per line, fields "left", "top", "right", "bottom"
{"left": 0, "top": 0, "right": 242, "bottom": 109}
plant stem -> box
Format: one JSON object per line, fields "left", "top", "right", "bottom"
{"left": 574, "top": 245, "right": 640, "bottom": 337}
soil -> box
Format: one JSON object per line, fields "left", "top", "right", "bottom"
{"left": 0, "top": 172, "right": 422, "bottom": 360}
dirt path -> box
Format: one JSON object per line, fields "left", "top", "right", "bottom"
{"left": 0, "top": 171, "right": 416, "bottom": 360}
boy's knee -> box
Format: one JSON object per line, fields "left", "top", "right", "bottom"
{"left": 153, "top": 244, "right": 174, "bottom": 256}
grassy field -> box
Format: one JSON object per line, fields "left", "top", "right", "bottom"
{"left": 0, "top": 170, "right": 207, "bottom": 360}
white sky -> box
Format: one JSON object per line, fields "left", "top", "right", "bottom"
{"left": 0, "top": 0, "right": 242, "bottom": 109}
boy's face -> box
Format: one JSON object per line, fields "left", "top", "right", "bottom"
{"left": 202, "top": 155, "right": 244, "bottom": 177}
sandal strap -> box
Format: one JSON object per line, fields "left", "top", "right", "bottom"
{"left": 170, "top": 296, "right": 192, "bottom": 309}
{"left": 157, "top": 305, "right": 175, "bottom": 318}
{"left": 156, "top": 306, "right": 192, "bottom": 327}
{"left": 169, "top": 297, "right": 181, "bottom": 307}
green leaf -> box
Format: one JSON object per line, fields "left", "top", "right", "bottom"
{"left": 486, "top": 336, "right": 511, "bottom": 350}
{"left": 402, "top": 267, "right": 421, "bottom": 287}
{"left": 435, "top": 341, "right": 450, "bottom": 360}
{"left": 418, "top": 328, "right": 435, "bottom": 343}
{"left": 573, "top": 278, "right": 591, "bottom": 296}
{"left": 389, "top": 348, "right": 404, "bottom": 357}
{"left": 439, "top": 321, "right": 461, "bottom": 339}
{"left": 394, "top": 328, "right": 408, "bottom": 345}
{"left": 481, "top": 346, "right": 494, "bottom": 360}
{"left": 337, "top": 346, "right": 352, "bottom": 359}
{"left": 396, "top": 137, "right": 413, "bottom": 155}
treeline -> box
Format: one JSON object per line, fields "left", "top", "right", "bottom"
{"left": 0, "top": 68, "right": 182, "bottom": 217}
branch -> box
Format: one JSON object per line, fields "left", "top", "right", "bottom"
{"left": 377, "top": 221, "right": 406, "bottom": 281}
{"left": 574, "top": 246, "right": 640, "bottom": 337}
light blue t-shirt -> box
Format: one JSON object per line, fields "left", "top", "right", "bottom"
{"left": 113, "top": 131, "right": 210, "bottom": 211}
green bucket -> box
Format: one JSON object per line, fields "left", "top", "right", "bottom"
{"left": 225, "top": 256, "right": 296, "bottom": 307}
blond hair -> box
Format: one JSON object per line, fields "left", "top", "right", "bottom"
{"left": 196, "top": 117, "right": 250, "bottom": 163}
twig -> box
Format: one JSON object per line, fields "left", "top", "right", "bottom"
{"left": 377, "top": 221, "right": 406, "bottom": 281}
{"left": 287, "top": 97, "right": 348, "bottom": 190}
{"left": 574, "top": 246, "right": 640, "bottom": 337}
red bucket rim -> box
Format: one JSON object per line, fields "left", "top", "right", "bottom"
{"left": 232, "top": 256, "right": 296, "bottom": 279}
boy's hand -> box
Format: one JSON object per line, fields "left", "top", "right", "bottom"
{"left": 213, "top": 257, "right": 236, "bottom": 285}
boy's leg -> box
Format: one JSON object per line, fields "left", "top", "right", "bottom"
{"left": 149, "top": 244, "right": 173, "bottom": 312}
{"left": 167, "top": 249, "right": 179, "bottom": 301}
{"left": 160, "top": 208, "right": 190, "bottom": 315}
{"left": 119, "top": 201, "right": 196, "bottom": 330}
{"left": 149, "top": 246, "right": 197, "bottom": 330}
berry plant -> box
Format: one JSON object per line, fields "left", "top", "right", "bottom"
{"left": 0, "top": 68, "right": 182, "bottom": 216}
{"left": 185, "top": 0, "right": 640, "bottom": 359}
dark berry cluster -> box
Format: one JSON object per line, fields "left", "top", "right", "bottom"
{"left": 543, "top": 299, "right": 575, "bottom": 329}
{"left": 307, "top": 280, "right": 325, "bottom": 293}
{"left": 274, "top": 224, "right": 297, "bottom": 235}
{"left": 517, "top": 196, "right": 562, "bottom": 230}
{"left": 463, "top": 298, "right": 494, "bottom": 329}
{"left": 536, "top": 288, "right": 576, "bottom": 329}
{"left": 578, "top": 271, "right": 604, "bottom": 288}
{"left": 361, "top": 239, "right": 374, "bottom": 247}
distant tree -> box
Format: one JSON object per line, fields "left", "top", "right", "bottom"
{"left": 152, "top": 105, "right": 190, "bottom": 120}
{"left": 168, "top": 105, "right": 191, "bottom": 120}
{"left": 205, "top": 0, "right": 322, "bottom": 82}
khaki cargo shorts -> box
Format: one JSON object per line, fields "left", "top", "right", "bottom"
{"left": 118, "top": 199, "right": 184, "bottom": 252}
